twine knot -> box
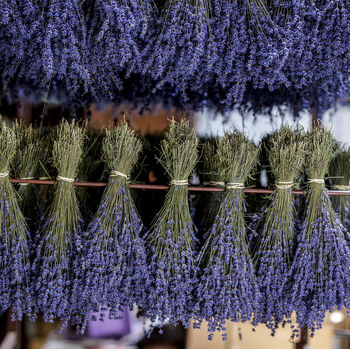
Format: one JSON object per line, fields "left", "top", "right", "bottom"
{"left": 57, "top": 175, "right": 75, "bottom": 183}
{"left": 0, "top": 171, "right": 9, "bottom": 178}
{"left": 276, "top": 181, "right": 294, "bottom": 189}
{"left": 307, "top": 178, "right": 325, "bottom": 185}
{"left": 110, "top": 170, "right": 128, "bottom": 179}
{"left": 170, "top": 179, "right": 188, "bottom": 186}
{"left": 19, "top": 176, "right": 34, "bottom": 186}
{"left": 209, "top": 181, "right": 225, "bottom": 187}
{"left": 331, "top": 185, "right": 349, "bottom": 191}
{"left": 226, "top": 182, "right": 244, "bottom": 190}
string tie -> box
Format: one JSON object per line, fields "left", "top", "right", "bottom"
{"left": 19, "top": 176, "right": 34, "bottom": 186}
{"left": 307, "top": 178, "right": 324, "bottom": 185}
{"left": 39, "top": 176, "right": 51, "bottom": 180}
{"left": 110, "top": 170, "right": 128, "bottom": 179}
{"left": 170, "top": 179, "right": 188, "bottom": 186}
{"left": 209, "top": 181, "right": 225, "bottom": 187}
{"left": 331, "top": 185, "right": 350, "bottom": 191}
{"left": 226, "top": 182, "right": 244, "bottom": 190}
{"left": 57, "top": 175, "right": 75, "bottom": 183}
{"left": 276, "top": 181, "right": 294, "bottom": 189}
{"left": 0, "top": 171, "right": 9, "bottom": 178}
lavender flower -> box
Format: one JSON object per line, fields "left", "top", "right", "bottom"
{"left": 252, "top": 126, "right": 306, "bottom": 333}
{"left": 195, "top": 131, "right": 260, "bottom": 340}
{"left": 86, "top": 0, "right": 153, "bottom": 98}
{"left": 0, "top": 119, "right": 34, "bottom": 321}
{"left": 144, "top": 120, "right": 199, "bottom": 332}
{"left": 32, "top": 120, "right": 85, "bottom": 327}
{"left": 76, "top": 121, "right": 149, "bottom": 332}
{"left": 287, "top": 125, "right": 350, "bottom": 335}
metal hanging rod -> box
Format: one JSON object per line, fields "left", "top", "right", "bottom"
{"left": 8, "top": 179, "right": 350, "bottom": 196}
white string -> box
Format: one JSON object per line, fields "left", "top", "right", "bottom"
{"left": 226, "top": 182, "right": 244, "bottom": 190}
{"left": 0, "top": 171, "right": 9, "bottom": 178}
{"left": 19, "top": 177, "right": 34, "bottom": 186}
{"left": 57, "top": 175, "right": 75, "bottom": 183}
{"left": 110, "top": 170, "right": 128, "bottom": 179}
{"left": 209, "top": 181, "right": 225, "bottom": 187}
{"left": 276, "top": 181, "right": 294, "bottom": 189}
{"left": 170, "top": 179, "right": 188, "bottom": 186}
{"left": 331, "top": 185, "right": 350, "bottom": 191}
{"left": 307, "top": 178, "right": 325, "bottom": 184}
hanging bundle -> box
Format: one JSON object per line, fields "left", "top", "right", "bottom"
{"left": 22, "top": 0, "right": 90, "bottom": 99}
{"left": 32, "top": 120, "right": 85, "bottom": 326}
{"left": 0, "top": 0, "right": 36, "bottom": 86}
{"left": 78, "top": 121, "right": 149, "bottom": 332}
{"left": 287, "top": 125, "right": 350, "bottom": 334}
{"left": 328, "top": 146, "right": 350, "bottom": 229}
{"left": 144, "top": 119, "right": 199, "bottom": 331}
{"left": 87, "top": 0, "right": 153, "bottom": 98}
{"left": 141, "top": 0, "right": 212, "bottom": 96}
{"left": 252, "top": 126, "right": 305, "bottom": 333}
{"left": 195, "top": 131, "right": 260, "bottom": 340}
{"left": 0, "top": 118, "right": 34, "bottom": 320}
{"left": 13, "top": 121, "right": 42, "bottom": 226}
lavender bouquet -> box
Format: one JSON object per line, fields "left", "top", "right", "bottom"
{"left": 287, "top": 125, "right": 350, "bottom": 335}
{"left": 328, "top": 147, "right": 350, "bottom": 230}
{"left": 13, "top": 121, "right": 42, "bottom": 225}
{"left": 78, "top": 121, "right": 149, "bottom": 332}
{"left": 0, "top": 118, "right": 34, "bottom": 320}
{"left": 145, "top": 119, "right": 199, "bottom": 331}
{"left": 252, "top": 126, "right": 306, "bottom": 333}
{"left": 32, "top": 120, "right": 85, "bottom": 327}
{"left": 31, "top": 0, "right": 90, "bottom": 98}
{"left": 87, "top": 0, "right": 153, "bottom": 98}
{"left": 195, "top": 131, "right": 260, "bottom": 340}
{"left": 141, "top": 0, "right": 211, "bottom": 96}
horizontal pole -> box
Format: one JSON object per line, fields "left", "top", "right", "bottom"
{"left": 8, "top": 179, "right": 350, "bottom": 196}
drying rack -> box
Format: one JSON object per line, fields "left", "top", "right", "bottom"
{"left": 9, "top": 179, "right": 350, "bottom": 196}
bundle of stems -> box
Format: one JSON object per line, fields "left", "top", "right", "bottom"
{"left": 36, "top": 130, "right": 55, "bottom": 216}
{"left": 13, "top": 121, "right": 42, "bottom": 226}
{"left": 198, "top": 138, "right": 225, "bottom": 235}
{"left": 78, "top": 127, "right": 104, "bottom": 221}
{"left": 0, "top": 118, "right": 34, "bottom": 320}
{"left": 328, "top": 146, "right": 350, "bottom": 229}
{"left": 287, "top": 125, "right": 350, "bottom": 334}
{"left": 195, "top": 131, "right": 260, "bottom": 340}
{"left": 144, "top": 119, "right": 199, "bottom": 331}
{"left": 77, "top": 121, "right": 149, "bottom": 333}
{"left": 32, "top": 120, "right": 85, "bottom": 326}
{"left": 252, "top": 126, "right": 306, "bottom": 333}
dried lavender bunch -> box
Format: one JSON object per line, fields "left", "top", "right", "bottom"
{"left": 195, "top": 131, "right": 260, "bottom": 340}
{"left": 87, "top": 0, "right": 153, "bottom": 98}
{"left": 0, "top": 118, "right": 34, "bottom": 320}
{"left": 328, "top": 147, "right": 350, "bottom": 229}
{"left": 141, "top": 0, "right": 212, "bottom": 96}
{"left": 144, "top": 119, "right": 199, "bottom": 331}
{"left": 77, "top": 121, "right": 149, "bottom": 333}
{"left": 252, "top": 126, "right": 306, "bottom": 333}
{"left": 287, "top": 125, "right": 350, "bottom": 335}
{"left": 13, "top": 121, "right": 42, "bottom": 224}
{"left": 34, "top": 0, "right": 91, "bottom": 97}
{"left": 32, "top": 120, "right": 85, "bottom": 326}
